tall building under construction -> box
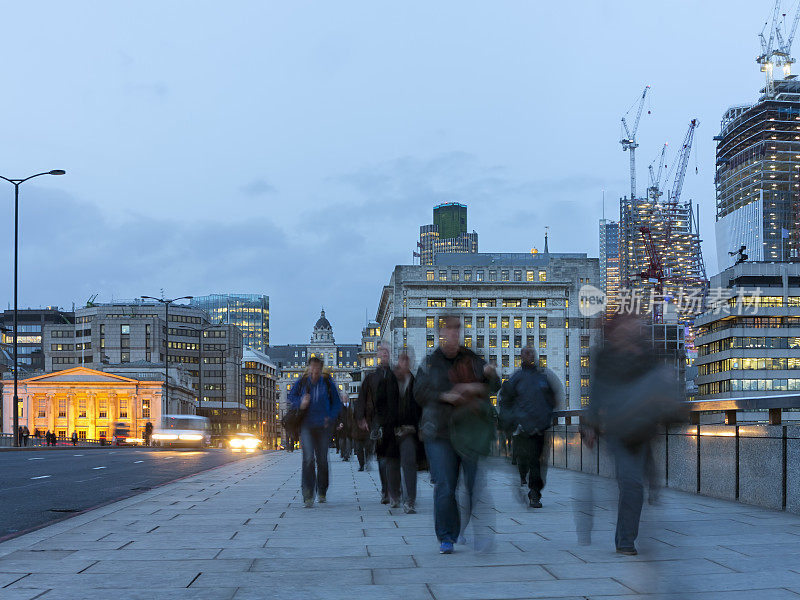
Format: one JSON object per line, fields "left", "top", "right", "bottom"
{"left": 715, "top": 78, "right": 800, "bottom": 268}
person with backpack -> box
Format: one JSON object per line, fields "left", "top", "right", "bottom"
{"left": 414, "top": 315, "right": 500, "bottom": 554}
{"left": 499, "top": 346, "right": 563, "bottom": 508}
{"left": 287, "top": 356, "right": 342, "bottom": 508}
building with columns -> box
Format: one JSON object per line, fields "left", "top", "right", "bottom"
{"left": 2, "top": 366, "right": 195, "bottom": 440}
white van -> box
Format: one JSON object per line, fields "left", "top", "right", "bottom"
{"left": 151, "top": 415, "right": 211, "bottom": 448}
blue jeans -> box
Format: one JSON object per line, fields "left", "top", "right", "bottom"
{"left": 300, "top": 425, "right": 331, "bottom": 500}
{"left": 425, "top": 438, "right": 478, "bottom": 543}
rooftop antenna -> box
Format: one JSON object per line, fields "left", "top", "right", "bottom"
{"left": 544, "top": 226, "right": 550, "bottom": 254}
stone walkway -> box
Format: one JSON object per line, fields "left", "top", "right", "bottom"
{"left": 2, "top": 450, "right": 800, "bottom": 599}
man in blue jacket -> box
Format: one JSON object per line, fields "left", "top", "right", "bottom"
{"left": 288, "top": 356, "right": 342, "bottom": 507}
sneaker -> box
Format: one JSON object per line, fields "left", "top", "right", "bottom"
{"left": 318, "top": 495, "right": 326, "bottom": 503}
{"left": 303, "top": 498, "right": 314, "bottom": 508}
{"left": 403, "top": 501, "right": 416, "bottom": 514}
{"left": 358, "top": 466, "right": 365, "bottom": 471}
{"left": 380, "top": 495, "right": 390, "bottom": 505}
{"left": 439, "top": 541, "right": 454, "bottom": 554}
{"left": 616, "top": 547, "right": 638, "bottom": 556}
{"left": 529, "top": 498, "right": 543, "bottom": 508}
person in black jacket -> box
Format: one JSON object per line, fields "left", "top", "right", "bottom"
{"left": 414, "top": 315, "right": 500, "bottom": 554}
{"left": 499, "top": 346, "right": 563, "bottom": 508}
{"left": 356, "top": 344, "right": 401, "bottom": 506}
{"left": 393, "top": 350, "right": 421, "bottom": 513}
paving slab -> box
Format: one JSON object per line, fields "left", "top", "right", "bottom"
{"left": 0, "top": 450, "right": 799, "bottom": 598}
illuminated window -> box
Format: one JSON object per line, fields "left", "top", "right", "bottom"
{"left": 580, "top": 335, "right": 590, "bottom": 348}
{"left": 502, "top": 355, "right": 510, "bottom": 367}
{"left": 538, "top": 271, "right": 547, "bottom": 282}
{"left": 99, "top": 399, "right": 107, "bottom": 419}
{"left": 426, "top": 316, "right": 435, "bottom": 329}
{"left": 489, "top": 335, "right": 497, "bottom": 348}
{"left": 526, "top": 270, "right": 535, "bottom": 281}
{"left": 514, "top": 355, "right": 522, "bottom": 367}
{"left": 477, "top": 299, "right": 496, "bottom": 308}
{"left": 489, "top": 317, "right": 497, "bottom": 329}
{"left": 37, "top": 399, "right": 45, "bottom": 418}
{"left": 501, "top": 335, "right": 510, "bottom": 348}
{"left": 539, "top": 335, "right": 547, "bottom": 349}
{"left": 539, "top": 355, "right": 547, "bottom": 368}
{"left": 452, "top": 271, "right": 460, "bottom": 282}
{"left": 464, "top": 271, "right": 472, "bottom": 281}
{"left": 580, "top": 356, "right": 590, "bottom": 368}
{"left": 540, "top": 318, "right": 548, "bottom": 329}
{"left": 501, "top": 271, "right": 509, "bottom": 281}
{"left": 476, "top": 316, "right": 485, "bottom": 328}
{"left": 426, "top": 271, "right": 434, "bottom": 281}
{"left": 120, "top": 399, "right": 128, "bottom": 419}
{"left": 58, "top": 400, "right": 66, "bottom": 418}
{"left": 464, "top": 317, "right": 472, "bottom": 329}
{"left": 455, "top": 299, "right": 471, "bottom": 307}
{"left": 427, "top": 335, "right": 435, "bottom": 348}
{"left": 489, "top": 271, "right": 497, "bottom": 281}
{"left": 439, "top": 271, "right": 447, "bottom": 281}
{"left": 427, "top": 298, "right": 446, "bottom": 307}
{"left": 513, "top": 317, "right": 522, "bottom": 329}
{"left": 526, "top": 318, "right": 536, "bottom": 329}
{"left": 476, "top": 271, "right": 484, "bottom": 281}
{"left": 464, "top": 336, "right": 472, "bottom": 348}
{"left": 528, "top": 299, "right": 546, "bottom": 308}
{"left": 79, "top": 399, "right": 87, "bottom": 418}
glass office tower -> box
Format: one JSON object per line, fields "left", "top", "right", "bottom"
{"left": 190, "top": 294, "right": 269, "bottom": 351}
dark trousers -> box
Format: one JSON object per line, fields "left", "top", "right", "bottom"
{"left": 516, "top": 433, "right": 546, "bottom": 498}
{"left": 300, "top": 425, "right": 330, "bottom": 500}
{"left": 354, "top": 439, "right": 367, "bottom": 468}
{"left": 612, "top": 439, "right": 647, "bottom": 550}
{"left": 378, "top": 457, "right": 398, "bottom": 501}
{"left": 383, "top": 435, "right": 418, "bottom": 503}
{"left": 425, "top": 438, "right": 478, "bottom": 543}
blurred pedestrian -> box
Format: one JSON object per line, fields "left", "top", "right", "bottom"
{"left": 288, "top": 356, "right": 342, "bottom": 507}
{"left": 414, "top": 315, "right": 500, "bottom": 554}
{"left": 357, "top": 344, "right": 401, "bottom": 506}
{"left": 22, "top": 426, "right": 30, "bottom": 447}
{"left": 499, "top": 346, "right": 562, "bottom": 508}
{"left": 394, "top": 350, "right": 421, "bottom": 514}
{"left": 337, "top": 396, "right": 355, "bottom": 462}
{"left": 144, "top": 421, "right": 153, "bottom": 447}
{"left": 71, "top": 431, "right": 78, "bottom": 446}
{"left": 583, "top": 313, "right": 683, "bottom": 556}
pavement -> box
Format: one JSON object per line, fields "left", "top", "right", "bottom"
{"left": 1, "top": 451, "right": 800, "bottom": 599}
{"left": 0, "top": 447, "right": 259, "bottom": 539}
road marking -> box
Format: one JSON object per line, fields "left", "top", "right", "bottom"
{"left": 30, "top": 475, "right": 51, "bottom": 480}
{"left": 27, "top": 457, "right": 44, "bottom": 460}
{"left": 134, "top": 460, "right": 144, "bottom": 463}
{"left": 92, "top": 466, "right": 107, "bottom": 470}
{"left": 73, "top": 454, "right": 83, "bottom": 457}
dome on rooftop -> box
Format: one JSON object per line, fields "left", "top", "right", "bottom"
{"left": 314, "top": 309, "right": 332, "bottom": 330}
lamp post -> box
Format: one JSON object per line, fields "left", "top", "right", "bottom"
{"left": 140, "top": 296, "right": 193, "bottom": 414}
{"left": 1, "top": 170, "right": 65, "bottom": 446}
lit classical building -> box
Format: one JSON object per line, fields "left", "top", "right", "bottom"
{"left": 41, "top": 301, "right": 244, "bottom": 436}
{"left": 376, "top": 252, "right": 601, "bottom": 408}
{"left": 2, "top": 366, "right": 195, "bottom": 441}
{"left": 268, "top": 310, "right": 359, "bottom": 431}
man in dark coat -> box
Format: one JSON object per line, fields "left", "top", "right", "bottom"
{"left": 414, "top": 315, "right": 500, "bottom": 554}
{"left": 499, "top": 346, "right": 563, "bottom": 508}
{"left": 393, "top": 350, "right": 421, "bottom": 513}
{"left": 356, "top": 344, "right": 401, "bottom": 506}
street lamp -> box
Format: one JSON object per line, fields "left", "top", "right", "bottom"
{"left": 140, "top": 296, "right": 193, "bottom": 413}
{"left": 1, "top": 170, "right": 65, "bottom": 446}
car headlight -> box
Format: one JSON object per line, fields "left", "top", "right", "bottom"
{"left": 153, "top": 433, "right": 178, "bottom": 441}
{"left": 179, "top": 434, "right": 203, "bottom": 441}
{"left": 125, "top": 437, "right": 144, "bottom": 443}
{"left": 243, "top": 438, "right": 259, "bottom": 449}
{"left": 229, "top": 438, "right": 243, "bottom": 448}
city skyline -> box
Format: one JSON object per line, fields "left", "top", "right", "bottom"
{"left": 0, "top": 1, "right": 775, "bottom": 343}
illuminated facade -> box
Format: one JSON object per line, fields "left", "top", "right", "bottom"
{"left": 418, "top": 203, "right": 479, "bottom": 266}
{"left": 190, "top": 294, "right": 269, "bottom": 351}
{"left": 695, "top": 262, "right": 800, "bottom": 399}
{"left": 376, "top": 252, "right": 601, "bottom": 408}
{"left": 715, "top": 79, "right": 800, "bottom": 268}
{"left": 242, "top": 346, "right": 280, "bottom": 448}
{"left": 599, "top": 219, "right": 620, "bottom": 314}
{"left": 1, "top": 366, "right": 195, "bottom": 440}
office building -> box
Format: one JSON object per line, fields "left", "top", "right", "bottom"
{"left": 375, "top": 252, "right": 602, "bottom": 408}
{"left": 0, "top": 308, "right": 74, "bottom": 374}
{"left": 715, "top": 79, "right": 800, "bottom": 268}
{"left": 41, "top": 301, "right": 244, "bottom": 436}
{"left": 417, "top": 203, "right": 479, "bottom": 266}
{"left": 190, "top": 294, "right": 269, "bottom": 351}
{"left": 695, "top": 262, "right": 800, "bottom": 400}
{"left": 599, "top": 219, "right": 620, "bottom": 314}
{"left": 242, "top": 346, "right": 280, "bottom": 448}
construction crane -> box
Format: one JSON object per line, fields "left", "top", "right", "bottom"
{"left": 647, "top": 143, "right": 668, "bottom": 202}
{"left": 620, "top": 85, "right": 650, "bottom": 200}
{"left": 757, "top": 0, "right": 800, "bottom": 97}
{"left": 662, "top": 118, "right": 699, "bottom": 243}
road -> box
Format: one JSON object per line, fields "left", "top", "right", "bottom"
{"left": 0, "top": 447, "right": 263, "bottom": 540}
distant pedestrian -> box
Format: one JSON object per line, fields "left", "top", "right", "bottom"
{"left": 337, "top": 397, "right": 355, "bottom": 462}
{"left": 394, "top": 350, "right": 421, "bottom": 514}
{"left": 71, "top": 431, "right": 78, "bottom": 446}
{"left": 357, "top": 344, "right": 401, "bottom": 507}
{"left": 144, "top": 421, "right": 153, "bottom": 447}
{"left": 499, "top": 346, "right": 562, "bottom": 508}
{"left": 414, "top": 315, "right": 500, "bottom": 554}
{"left": 22, "top": 426, "right": 30, "bottom": 447}
{"left": 288, "top": 356, "right": 342, "bottom": 507}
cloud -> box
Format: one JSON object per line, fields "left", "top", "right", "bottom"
{"left": 240, "top": 178, "right": 277, "bottom": 196}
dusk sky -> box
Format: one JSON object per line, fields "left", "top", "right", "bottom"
{"left": 0, "top": 1, "right": 775, "bottom": 343}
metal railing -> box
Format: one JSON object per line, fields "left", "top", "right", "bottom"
{"left": 0, "top": 433, "right": 109, "bottom": 448}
